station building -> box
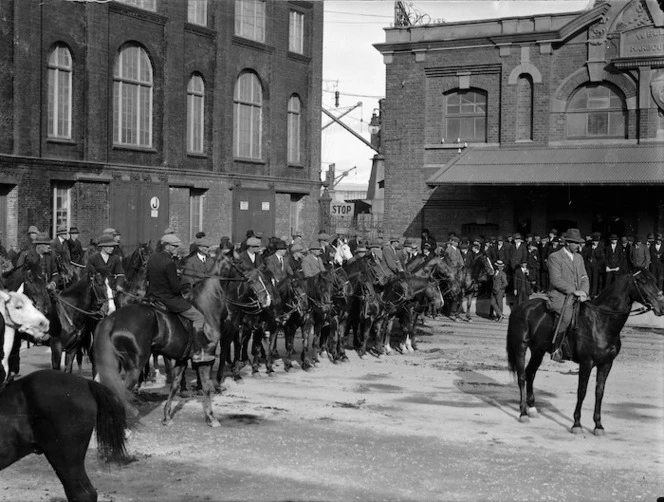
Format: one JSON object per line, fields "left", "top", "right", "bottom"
{"left": 374, "top": 0, "right": 664, "bottom": 241}
{"left": 0, "top": 0, "right": 323, "bottom": 253}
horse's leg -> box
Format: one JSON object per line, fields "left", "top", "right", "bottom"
{"left": 43, "top": 441, "right": 97, "bottom": 502}
{"left": 162, "top": 363, "right": 186, "bottom": 426}
{"left": 524, "top": 349, "right": 545, "bottom": 419}
{"left": 197, "top": 362, "right": 220, "bottom": 428}
{"left": 50, "top": 338, "right": 62, "bottom": 371}
{"left": 232, "top": 324, "right": 246, "bottom": 383}
{"left": 571, "top": 360, "right": 594, "bottom": 434}
{"left": 64, "top": 350, "right": 76, "bottom": 374}
{"left": 383, "top": 316, "right": 395, "bottom": 355}
{"left": 591, "top": 360, "right": 614, "bottom": 436}
{"left": 251, "top": 326, "right": 263, "bottom": 376}
{"left": 301, "top": 319, "right": 314, "bottom": 371}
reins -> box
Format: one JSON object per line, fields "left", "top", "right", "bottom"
{"left": 583, "top": 271, "right": 655, "bottom": 317}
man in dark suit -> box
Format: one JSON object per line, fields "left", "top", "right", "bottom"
{"left": 237, "top": 236, "right": 264, "bottom": 271}
{"left": 547, "top": 228, "right": 589, "bottom": 362}
{"left": 650, "top": 233, "right": 664, "bottom": 291}
{"left": 604, "top": 234, "right": 624, "bottom": 287}
{"left": 508, "top": 233, "right": 528, "bottom": 272}
{"left": 182, "top": 237, "right": 214, "bottom": 290}
{"left": 583, "top": 232, "right": 605, "bottom": 297}
{"left": 264, "top": 239, "right": 293, "bottom": 282}
{"left": 317, "top": 232, "right": 335, "bottom": 269}
{"left": 146, "top": 233, "right": 215, "bottom": 363}
{"left": 66, "top": 226, "right": 84, "bottom": 266}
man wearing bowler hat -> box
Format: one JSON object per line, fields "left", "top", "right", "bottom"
{"left": 604, "top": 234, "right": 624, "bottom": 287}
{"left": 547, "top": 228, "right": 589, "bottom": 362}
{"left": 67, "top": 227, "right": 84, "bottom": 266}
{"left": 86, "top": 234, "right": 126, "bottom": 314}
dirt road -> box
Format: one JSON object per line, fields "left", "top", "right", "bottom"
{"left": 2, "top": 316, "right": 663, "bottom": 501}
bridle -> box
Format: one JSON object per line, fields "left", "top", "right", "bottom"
{"left": 583, "top": 270, "right": 660, "bottom": 317}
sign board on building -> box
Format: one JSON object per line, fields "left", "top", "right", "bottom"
{"left": 240, "top": 201, "right": 249, "bottom": 210}
{"left": 150, "top": 196, "right": 159, "bottom": 218}
{"left": 330, "top": 202, "right": 355, "bottom": 217}
{"left": 262, "top": 201, "right": 270, "bottom": 211}
{"left": 621, "top": 27, "right": 664, "bottom": 58}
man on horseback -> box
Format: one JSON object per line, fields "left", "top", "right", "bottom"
{"left": 181, "top": 237, "right": 214, "bottom": 290}
{"left": 547, "top": 228, "right": 589, "bottom": 363}
{"left": 301, "top": 243, "right": 326, "bottom": 278}
{"left": 146, "top": 234, "right": 215, "bottom": 364}
{"left": 86, "top": 234, "right": 126, "bottom": 314}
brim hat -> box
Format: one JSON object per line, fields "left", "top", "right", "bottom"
{"left": 410, "top": 242, "right": 419, "bottom": 249}
{"left": 647, "top": 233, "right": 655, "bottom": 240}
{"left": 513, "top": 233, "right": 522, "bottom": 240}
{"left": 609, "top": 234, "right": 619, "bottom": 241}
{"left": 163, "top": 227, "right": 175, "bottom": 235}
{"left": 246, "top": 237, "right": 262, "bottom": 247}
{"left": 561, "top": 228, "right": 584, "bottom": 244}
{"left": 368, "top": 241, "right": 381, "bottom": 249}
{"left": 403, "top": 238, "right": 413, "bottom": 246}
{"left": 657, "top": 233, "right": 663, "bottom": 241}
{"left": 97, "top": 234, "right": 119, "bottom": 247}
{"left": 459, "top": 243, "right": 469, "bottom": 250}
{"left": 450, "top": 236, "right": 460, "bottom": 243}
{"left": 194, "top": 237, "right": 212, "bottom": 248}
{"left": 160, "top": 234, "right": 182, "bottom": 246}
{"left": 56, "top": 225, "right": 69, "bottom": 235}
{"left": 103, "top": 228, "right": 117, "bottom": 236}
{"left": 274, "top": 239, "right": 288, "bottom": 250}
{"left": 591, "top": 232, "right": 601, "bottom": 241}
{"left": 317, "top": 232, "right": 331, "bottom": 241}
{"left": 290, "top": 243, "right": 306, "bottom": 254}
{"left": 355, "top": 246, "right": 368, "bottom": 253}
{"left": 27, "top": 225, "right": 39, "bottom": 234}
{"left": 494, "top": 260, "right": 505, "bottom": 268}
{"left": 423, "top": 243, "right": 432, "bottom": 250}
{"left": 389, "top": 236, "right": 400, "bottom": 243}
{"left": 33, "top": 233, "right": 51, "bottom": 245}
{"left": 308, "top": 242, "right": 323, "bottom": 251}
{"left": 551, "top": 236, "right": 561, "bottom": 244}
{"left": 69, "top": 227, "right": 79, "bottom": 234}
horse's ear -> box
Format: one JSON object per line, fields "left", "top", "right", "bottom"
{"left": 16, "top": 283, "right": 24, "bottom": 294}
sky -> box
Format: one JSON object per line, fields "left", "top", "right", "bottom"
{"left": 322, "top": 0, "right": 592, "bottom": 190}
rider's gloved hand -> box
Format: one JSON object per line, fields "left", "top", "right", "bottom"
{"left": 573, "top": 290, "right": 588, "bottom": 301}
{"left": 46, "top": 282, "right": 56, "bottom": 291}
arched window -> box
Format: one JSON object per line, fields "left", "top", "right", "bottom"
{"left": 443, "top": 89, "right": 487, "bottom": 143}
{"left": 113, "top": 44, "right": 153, "bottom": 147}
{"left": 187, "top": 75, "right": 205, "bottom": 154}
{"left": 566, "top": 83, "right": 626, "bottom": 138}
{"left": 287, "top": 95, "right": 302, "bottom": 164}
{"left": 233, "top": 72, "right": 262, "bottom": 159}
{"left": 47, "top": 44, "right": 72, "bottom": 139}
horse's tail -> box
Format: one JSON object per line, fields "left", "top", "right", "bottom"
{"left": 93, "top": 316, "right": 139, "bottom": 417}
{"left": 87, "top": 378, "right": 129, "bottom": 463}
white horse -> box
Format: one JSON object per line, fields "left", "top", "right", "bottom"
{"left": 0, "top": 288, "right": 50, "bottom": 383}
{"left": 332, "top": 239, "right": 353, "bottom": 265}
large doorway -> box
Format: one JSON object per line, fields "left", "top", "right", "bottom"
{"left": 232, "top": 188, "right": 275, "bottom": 243}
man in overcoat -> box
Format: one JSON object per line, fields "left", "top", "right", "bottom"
{"left": 547, "top": 228, "right": 589, "bottom": 362}
{"left": 182, "top": 237, "right": 214, "bottom": 290}
{"left": 264, "top": 239, "right": 293, "bottom": 282}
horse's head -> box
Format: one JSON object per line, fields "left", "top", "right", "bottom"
{"left": 631, "top": 268, "right": 664, "bottom": 316}
{"left": 210, "top": 250, "right": 235, "bottom": 277}
{"left": 425, "top": 278, "right": 444, "bottom": 311}
{"left": 313, "top": 271, "right": 335, "bottom": 314}
{"left": 0, "top": 289, "right": 50, "bottom": 341}
{"left": 19, "top": 269, "right": 52, "bottom": 316}
{"left": 244, "top": 269, "right": 272, "bottom": 309}
{"left": 331, "top": 268, "right": 353, "bottom": 299}
{"left": 332, "top": 242, "right": 353, "bottom": 265}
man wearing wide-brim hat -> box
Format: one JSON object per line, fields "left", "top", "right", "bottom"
{"left": 489, "top": 260, "right": 508, "bottom": 322}
{"left": 67, "top": 226, "right": 84, "bottom": 266}
{"left": 546, "top": 228, "right": 589, "bottom": 362}
{"left": 182, "top": 237, "right": 214, "bottom": 290}
{"left": 17, "top": 233, "right": 60, "bottom": 290}
{"left": 146, "top": 233, "right": 216, "bottom": 363}
{"left": 86, "top": 234, "right": 126, "bottom": 314}
{"left": 651, "top": 233, "right": 664, "bottom": 290}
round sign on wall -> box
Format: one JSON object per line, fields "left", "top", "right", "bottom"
{"left": 150, "top": 197, "right": 160, "bottom": 210}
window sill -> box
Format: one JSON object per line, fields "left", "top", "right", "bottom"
{"left": 234, "top": 157, "right": 266, "bottom": 166}
{"left": 549, "top": 138, "right": 637, "bottom": 146}
{"left": 231, "top": 36, "right": 274, "bottom": 54}
{"left": 287, "top": 52, "right": 311, "bottom": 64}
{"left": 112, "top": 145, "right": 158, "bottom": 153}
{"left": 184, "top": 22, "right": 216, "bottom": 39}
{"left": 46, "top": 138, "right": 77, "bottom": 146}
{"left": 288, "top": 163, "right": 305, "bottom": 169}
{"left": 187, "top": 152, "right": 208, "bottom": 159}
{"left": 425, "top": 142, "right": 497, "bottom": 150}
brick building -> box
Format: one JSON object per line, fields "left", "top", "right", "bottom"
{"left": 374, "top": 0, "right": 664, "bottom": 242}
{"left": 0, "top": 0, "right": 323, "bottom": 254}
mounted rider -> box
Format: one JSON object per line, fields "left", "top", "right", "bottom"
{"left": 317, "top": 233, "right": 335, "bottom": 269}
{"left": 237, "top": 236, "right": 264, "bottom": 271}
{"left": 66, "top": 226, "right": 85, "bottom": 266}
{"left": 301, "top": 242, "right": 326, "bottom": 278}
{"left": 146, "top": 233, "right": 215, "bottom": 364}
{"left": 382, "top": 236, "right": 404, "bottom": 276}
{"left": 181, "top": 237, "right": 214, "bottom": 290}
{"left": 546, "top": 228, "right": 589, "bottom": 363}
{"left": 50, "top": 225, "right": 72, "bottom": 289}
{"left": 86, "top": 234, "right": 125, "bottom": 314}
{"left": 264, "top": 239, "right": 293, "bottom": 282}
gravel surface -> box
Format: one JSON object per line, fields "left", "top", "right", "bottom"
{"left": 2, "top": 315, "right": 663, "bottom": 502}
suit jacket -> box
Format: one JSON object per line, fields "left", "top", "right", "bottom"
{"left": 320, "top": 244, "right": 335, "bottom": 269}
{"left": 50, "top": 236, "right": 71, "bottom": 265}
{"left": 86, "top": 252, "right": 125, "bottom": 289}
{"left": 650, "top": 243, "right": 664, "bottom": 273}
{"left": 181, "top": 253, "right": 214, "bottom": 288}
{"left": 301, "top": 253, "right": 326, "bottom": 278}
{"left": 146, "top": 250, "right": 190, "bottom": 312}
{"left": 508, "top": 243, "right": 528, "bottom": 271}
{"left": 605, "top": 243, "right": 624, "bottom": 270}
{"left": 66, "top": 238, "right": 84, "bottom": 265}
{"left": 264, "top": 253, "right": 293, "bottom": 282}
{"left": 492, "top": 270, "right": 508, "bottom": 294}
{"left": 631, "top": 243, "right": 651, "bottom": 270}
{"left": 237, "top": 250, "right": 264, "bottom": 272}
{"left": 382, "top": 245, "right": 403, "bottom": 274}
{"left": 444, "top": 245, "right": 464, "bottom": 270}
{"left": 546, "top": 248, "right": 589, "bottom": 312}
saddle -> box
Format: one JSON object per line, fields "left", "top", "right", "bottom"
{"left": 148, "top": 300, "right": 192, "bottom": 332}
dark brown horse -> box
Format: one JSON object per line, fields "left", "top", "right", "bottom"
{"left": 506, "top": 268, "right": 664, "bottom": 434}
{"left": 0, "top": 370, "right": 128, "bottom": 502}
{"left": 343, "top": 256, "right": 382, "bottom": 359}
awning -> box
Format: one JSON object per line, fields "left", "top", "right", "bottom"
{"left": 426, "top": 144, "right": 664, "bottom": 185}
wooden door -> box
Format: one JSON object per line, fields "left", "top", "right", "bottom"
{"left": 0, "top": 185, "right": 8, "bottom": 246}
{"left": 232, "top": 188, "right": 275, "bottom": 243}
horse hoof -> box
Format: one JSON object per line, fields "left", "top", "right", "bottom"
{"left": 594, "top": 428, "right": 606, "bottom": 437}
{"left": 284, "top": 365, "right": 291, "bottom": 373}
{"left": 527, "top": 407, "right": 539, "bottom": 418}
{"left": 571, "top": 426, "right": 584, "bottom": 435}
{"left": 384, "top": 345, "right": 393, "bottom": 355}
{"left": 319, "top": 350, "right": 328, "bottom": 358}
{"left": 252, "top": 371, "right": 261, "bottom": 378}
{"left": 162, "top": 418, "right": 173, "bottom": 426}
{"left": 360, "top": 354, "right": 368, "bottom": 360}
{"left": 519, "top": 415, "right": 530, "bottom": 424}
{"left": 341, "top": 356, "right": 350, "bottom": 363}
{"left": 234, "top": 377, "right": 245, "bottom": 385}
{"left": 214, "top": 385, "right": 227, "bottom": 394}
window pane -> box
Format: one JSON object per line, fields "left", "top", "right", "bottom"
{"left": 114, "top": 44, "right": 153, "bottom": 146}
{"left": 446, "top": 118, "right": 460, "bottom": 141}
{"left": 566, "top": 84, "right": 626, "bottom": 138}
{"left": 587, "top": 112, "right": 608, "bottom": 135}
{"left": 608, "top": 111, "right": 625, "bottom": 137}
{"left": 566, "top": 113, "right": 585, "bottom": 137}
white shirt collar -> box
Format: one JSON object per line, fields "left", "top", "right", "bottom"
{"left": 563, "top": 247, "right": 574, "bottom": 260}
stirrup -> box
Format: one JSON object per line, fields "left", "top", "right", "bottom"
{"left": 551, "top": 348, "right": 565, "bottom": 363}
{"left": 192, "top": 350, "right": 215, "bottom": 364}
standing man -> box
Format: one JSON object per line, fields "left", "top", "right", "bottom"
{"left": 650, "top": 233, "right": 664, "bottom": 290}
{"left": 146, "top": 234, "right": 215, "bottom": 363}
{"left": 67, "top": 227, "right": 84, "bottom": 266}
{"left": 547, "top": 228, "right": 589, "bottom": 363}
{"left": 445, "top": 236, "right": 465, "bottom": 322}
{"left": 631, "top": 235, "right": 651, "bottom": 271}
{"left": 604, "top": 234, "right": 624, "bottom": 287}
{"left": 513, "top": 261, "right": 531, "bottom": 306}
{"left": 490, "top": 260, "right": 508, "bottom": 322}
{"left": 583, "top": 232, "right": 605, "bottom": 297}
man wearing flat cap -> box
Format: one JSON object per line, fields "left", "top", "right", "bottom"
{"left": 86, "top": 234, "right": 126, "bottom": 314}
{"left": 583, "top": 231, "right": 605, "bottom": 297}
{"left": 265, "top": 239, "right": 293, "bottom": 282}
{"left": 631, "top": 235, "right": 650, "bottom": 271}
{"left": 237, "top": 236, "right": 264, "bottom": 271}
{"left": 547, "top": 228, "right": 589, "bottom": 362}
{"left": 301, "top": 242, "right": 326, "bottom": 278}
{"left": 317, "top": 232, "right": 334, "bottom": 269}
{"left": 382, "top": 235, "right": 404, "bottom": 275}
{"left": 288, "top": 242, "right": 307, "bottom": 274}
{"left": 182, "top": 237, "right": 214, "bottom": 290}
{"left": 146, "top": 233, "right": 216, "bottom": 363}
{"left": 49, "top": 225, "right": 72, "bottom": 288}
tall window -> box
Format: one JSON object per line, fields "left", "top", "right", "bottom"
{"left": 287, "top": 95, "right": 302, "bottom": 164}
{"left": 116, "top": 0, "right": 156, "bottom": 11}
{"left": 233, "top": 73, "right": 262, "bottom": 159}
{"left": 113, "top": 44, "right": 153, "bottom": 147}
{"left": 289, "top": 10, "right": 304, "bottom": 54}
{"left": 47, "top": 44, "right": 72, "bottom": 139}
{"left": 235, "top": 0, "right": 266, "bottom": 43}
{"left": 188, "top": 0, "right": 207, "bottom": 26}
{"left": 190, "top": 190, "right": 204, "bottom": 241}
{"left": 53, "top": 183, "right": 71, "bottom": 234}
{"left": 187, "top": 75, "right": 205, "bottom": 154}
{"left": 444, "top": 89, "right": 487, "bottom": 143}
{"left": 566, "top": 84, "right": 626, "bottom": 138}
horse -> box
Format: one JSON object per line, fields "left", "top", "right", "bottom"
{"left": 0, "top": 289, "right": 50, "bottom": 384}
{"left": 457, "top": 252, "right": 494, "bottom": 322}
{"left": 0, "top": 370, "right": 128, "bottom": 502}
{"left": 506, "top": 268, "right": 664, "bottom": 434}
{"left": 50, "top": 272, "right": 108, "bottom": 372}
{"left": 331, "top": 238, "right": 353, "bottom": 266}
{"left": 321, "top": 266, "right": 354, "bottom": 363}
{"left": 120, "top": 242, "right": 153, "bottom": 305}
{"left": 343, "top": 256, "right": 382, "bottom": 359}
{"left": 278, "top": 276, "right": 311, "bottom": 372}
{"left": 93, "top": 255, "right": 272, "bottom": 426}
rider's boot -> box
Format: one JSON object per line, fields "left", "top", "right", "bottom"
{"left": 191, "top": 329, "right": 215, "bottom": 364}
{"left": 551, "top": 313, "right": 566, "bottom": 363}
